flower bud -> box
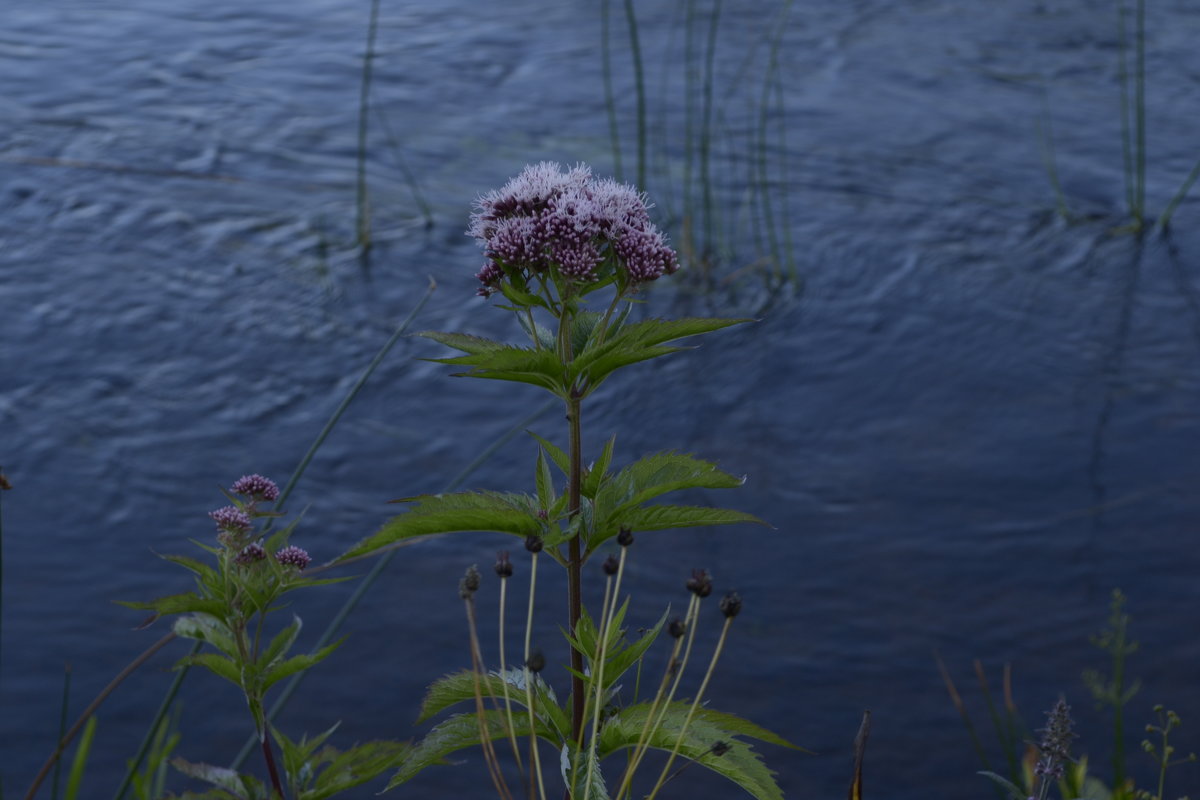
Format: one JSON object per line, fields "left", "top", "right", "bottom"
{"left": 525, "top": 649, "right": 546, "bottom": 673}
{"left": 668, "top": 617, "right": 686, "bottom": 639}
{"left": 617, "top": 527, "right": 634, "bottom": 547}
{"left": 720, "top": 591, "right": 742, "bottom": 619}
{"left": 602, "top": 554, "right": 619, "bottom": 576}
{"left": 459, "top": 565, "right": 481, "bottom": 598}
{"left": 494, "top": 550, "right": 514, "bottom": 578}
{"left": 230, "top": 474, "right": 280, "bottom": 503}
{"left": 524, "top": 534, "right": 544, "bottom": 553}
{"left": 686, "top": 569, "right": 712, "bottom": 598}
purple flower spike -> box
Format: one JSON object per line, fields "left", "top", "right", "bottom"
{"left": 235, "top": 543, "right": 267, "bottom": 565}
{"left": 210, "top": 506, "right": 252, "bottom": 534}
{"left": 275, "top": 545, "right": 311, "bottom": 571}
{"left": 230, "top": 474, "right": 280, "bottom": 502}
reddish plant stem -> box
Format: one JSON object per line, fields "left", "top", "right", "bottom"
{"left": 566, "top": 391, "right": 584, "bottom": 800}
{"left": 261, "top": 730, "right": 287, "bottom": 799}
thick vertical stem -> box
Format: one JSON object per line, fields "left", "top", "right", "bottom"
{"left": 566, "top": 392, "right": 585, "bottom": 749}
{"left": 261, "top": 731, "right": 287, "bottom": 800}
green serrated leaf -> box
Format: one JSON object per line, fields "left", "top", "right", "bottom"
{"left": 561, "top": 740, "right": 611, "bottom": 800}
{"left": 423, "top": 342, "right": 565, "bottom": 393}
{"left": 417, "top": 331, "right": 511, "bottom": 355}
{"left": 338, "top": 492, "right": 542, "bottom": 561}
{"left": 418, "top": 669, "right": 569, "bottom": 740}
{"left": 603, "top": 609, "right": 668, "bottom": 687}
{"left": 528, "top": 432, "right": 570, "bottom": 475}
{"left": 177, "top": 652, "right": 243, "bottom": 689}
{"left": 160, "top": 553, "right": 219, "bottom": 582}
{"left": 173, "top": 614, "right": 239, "bottom": 659}
{"left": 260, "top": 615, "right": 302, "bottom": 672}
{"left": 535, "top": 449, "right": 556, "bottom": 510}
{"left": 120, "top": 592, "right": 228, "bottom": 620}
{"left": 568, "top": 317, "right": 751, "bottom": 391}
{"left": 386, "top": 709, "right": 557, "bottom": 790}
{"left": 582, "top": 435, "right": 617, "bottom": 499}
{"left": 597, "top": 451, "right": 746, "bottom": 521}
{"left": 593, "top": 505, "right": 767, "bottom": 550}
{"left": 261, "top": 640, "right": 342, "bottom": 691}
{"left": 171, "top": 757, "right": 268, "bottom": 799}
{"left": 598, "top": 702, "right": 788, "bottom": 800}
{"left": 302, "top": 739, "right": 411, "bottom": 800}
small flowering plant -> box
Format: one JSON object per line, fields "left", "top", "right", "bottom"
{"left": 339, "top": 162, "right": 796, "bottom": 799}
{"left": 124, "top": 475, "right": 406, "bottom": 799}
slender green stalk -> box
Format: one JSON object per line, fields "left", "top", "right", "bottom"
{"left": 645, "top": 615, "right": 733, "bottom": 800}
{"left": 615, "top": 594, "right": 700, "bottom": 800}
{"left": 1116, "top": 0, "right": 1135, "bottom": 218}
{"left": 25, "top": 634, "right": 177, "bottom": 800}
{"left": 601, "top": 0, "right": 623, "bottom": 182}
{"left": 52, "top": 665, "right": 72, "bottom": 800}
{"left": 1036, "top": 91, "right": 1072, "bottom": 222}
{"left": 355, "top": 0, "right": 382, "bottom": 251}
{"left": 523, "top": 553, "right": 548, "bottom": 800}
{"left": 681, "top": 0, "right": 698, "bottom": 266}
{"left": 698, "top": 0, "right": 721, "bottom": 260}
{"left": 1133, "top": 0, "right": 1146, "bottom": 226}
{"left": 582, "top": 550, "right": 627, "bottom": 800}
{"left": 370, "top": 95, "right": 434, "bottom": 229}
{"left": 497, "top": 576, "right": 525, "bottom": 772}
{"left": 566, "top": 390, "right": 585, "bottom": 753}
{"left": 465, "top": 593, "right": 513, "bottom": 800}
{"left": 1159, "top": 156, "right": 1200, "bottom": 229}
{"left": 112, "top": 641, "right": 201, "bottom": 800}
{"left": 621, "top": 0, "right": 647, "bottom": 190}
{"left": 0, "top": 467, "right": 7, "bottom": 692}
{"left": 973, "top": 660, "right": 1019, "bottom": 785}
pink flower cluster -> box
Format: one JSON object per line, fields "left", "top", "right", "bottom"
{"left": 469, "top": 162, "right": 678, "bottom": 296}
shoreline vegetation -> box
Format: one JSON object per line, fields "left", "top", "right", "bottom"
{"left": 7, "top": 2, "right": 1200, "bottom": 798}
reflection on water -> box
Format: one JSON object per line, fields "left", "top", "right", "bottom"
{"left": 2, "top": 1, "right": 1200, "bottom": 798}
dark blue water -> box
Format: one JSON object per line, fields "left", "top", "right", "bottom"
{"left": 3, "top": 1, "right": 1200, "bottom": 798}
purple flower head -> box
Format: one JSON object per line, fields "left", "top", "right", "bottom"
{"left": 235, "top": 543, "right": 267, "bottom": 565}
{"left": 275, "top": 545, "right": 311, "bottom": 571}
{"left": 230, "top": 474, "right": 280, "bottom": 502}
{"left": 468, "top": 162, "right": 678, "bottom": 295}
{"left": 210, "top": 506, "right": 252, "bottom": 534}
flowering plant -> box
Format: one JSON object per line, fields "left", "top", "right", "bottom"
{"left": 339, "top": 162, "right": 796, "bottom": 799}
{"left": 124, "top": 475, "right": 407, "bottom": 799}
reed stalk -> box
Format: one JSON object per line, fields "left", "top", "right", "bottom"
{"left": 601, "top": 0, "right": 623, "bottom": 182}
{"left": 355, "top": 0, "right": 382, "bottom": 251}
{"left": 621, "top": 0, "right": 647, "bottom": 191}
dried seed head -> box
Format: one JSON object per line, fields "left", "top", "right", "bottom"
{"left": 686, "top": 569, "right": 713, "bottom": 598}
{"left": 668, "top": 617, "right": 686, "bottom": 639}
{"left": 524, "top": 534, "right": 544, "bottom": 553}
{"left": 525, "top": 649, "right": 546, "bottom": 673}
{"left": 617, "top": 527, "right": 634, "bottom": 547}
{"left": 602, "top": 554, "right": 620, "bottom": 576}
{"left": 459, "top": 565, "right": 482, "bottom": 598}
{"left": 494, "top": 550, "right": 514, "bottom": 578}
{"left": 720, "top": 591, "right": 742, "bottom": 619}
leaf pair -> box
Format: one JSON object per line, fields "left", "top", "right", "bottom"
{"left": 421, "top": 316, "right": 749, "bottom": 399}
